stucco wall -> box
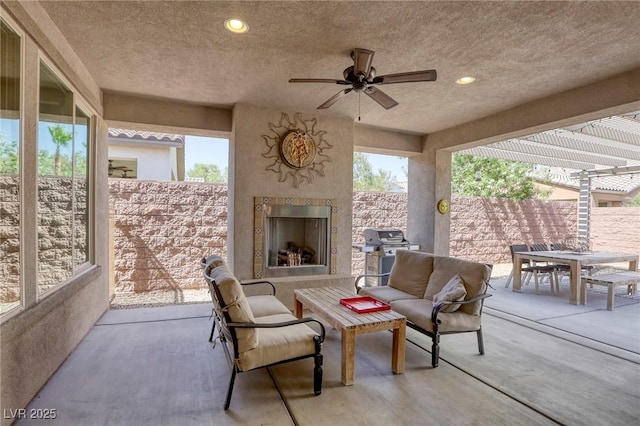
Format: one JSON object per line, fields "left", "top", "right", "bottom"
{"left": 230, "top": 105, "right": 355, "bottom": 279}
{"left": 0, "top": 4, "right": 109, "bottom": 423}
{"left": 109, "top": 144, "right": 173, "bottom": 181}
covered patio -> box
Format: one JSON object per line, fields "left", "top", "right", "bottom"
{"left": 2, "top": 2, "right": 640, "bottom": 425}
{"left": 18, "top": 272, "right": 639, "bottom": 425}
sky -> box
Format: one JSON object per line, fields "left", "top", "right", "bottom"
{"left": 184, "top": 135, "right": 229, "bottom": 172}
{"left": 0, "top": 119, "right": 87, "bottom": 156}
{"left": 184, "top": 135, "right": 408, "bottom": 180}
{"left": 2, "top": 126, "right": 408, "bottom": 180}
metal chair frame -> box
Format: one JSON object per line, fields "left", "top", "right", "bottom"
{"left": 202, "top": 264, "right": 325, "bottom": 410}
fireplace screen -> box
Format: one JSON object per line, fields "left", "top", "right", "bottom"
{"left": 263, "top": 204, "right": 331, "bottom": 277}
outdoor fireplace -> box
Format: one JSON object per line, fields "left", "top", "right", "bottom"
{"left": 253, "top": 197, "right": 337, "bottom": 279}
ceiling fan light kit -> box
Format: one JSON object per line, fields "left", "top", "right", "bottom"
{"left": 289, "top": 48, "right": 437, "bottom": 111}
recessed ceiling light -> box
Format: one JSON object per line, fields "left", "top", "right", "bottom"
{"left": 224, "top": 18, "right": 249, "bottom": 34}
{"left": 455, "top": 76, "right": 476, "bottom": 85}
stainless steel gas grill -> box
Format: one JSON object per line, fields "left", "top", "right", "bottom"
{"left": 357, "top": 228, "right": 419, "bottom": 287}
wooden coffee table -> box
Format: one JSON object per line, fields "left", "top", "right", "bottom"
{"left": 294, "top": 286, "right": 406, "bottom": 386}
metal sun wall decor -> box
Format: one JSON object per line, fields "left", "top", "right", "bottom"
{"left": 262, "top": 112, "right": 333, "bottom": 187}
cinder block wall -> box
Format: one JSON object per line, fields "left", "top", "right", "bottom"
{"left": 1, "top": 176, "right": 88, "bottom": 303}
{"left": 109, "top": 180, "right": 228, "bottom": 293}
{"left": 107, "top": 181, "right": 640, "bottom": 294}
{"left": 352, "top": 191, "right": 409, "bottom": 276}
{"left": 351, "top": 194, "right": 579, "bottom": 275}
{"left": 591, "top": 207, "right": 640, "bottom": 255}
{"left": 450, "top": 197, "right": 578, "bottom": 265}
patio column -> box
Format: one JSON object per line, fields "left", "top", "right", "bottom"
{"left": 407, "top": 144, "right": 451, "bottom": 256}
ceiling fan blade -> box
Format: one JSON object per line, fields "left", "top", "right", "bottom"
{"left": 289, "top": 78, "right": 350, "bottom": 84}
{"left": 353, "top": 48, "right": 375, "bottom": 77}
{"left": 364, "top": 87, "right": 398, "bottom": 109}
{"left": 318, "top": 88, "right": 353, "bottom": 109}
{"left": 372, "top": 69, "right": 437, "bottom": 84}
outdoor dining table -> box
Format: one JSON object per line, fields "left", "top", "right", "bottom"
{"left": 512, "top": 251, "right": 639, "bottom": 305}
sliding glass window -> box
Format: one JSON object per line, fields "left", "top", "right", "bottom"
{"left": 0, "top": 18, "right": 22, "bottom": 314}
{"left": 37, "top": 61, "right": 91, "bottom": 296}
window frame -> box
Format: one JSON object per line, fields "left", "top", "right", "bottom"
{"left": 0, "top": 13, "right": 25, "bottom": 321}
{"left": 0, "top": 29, "right": 98, "bottom": 323}
{"left": 35, "top": 55, "right": 96, "bottom": 302}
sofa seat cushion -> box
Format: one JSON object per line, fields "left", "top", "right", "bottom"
{"left": 388, "top": 250, "right": 434, "bottom": 298}
{"left": 209, "top": 265, "right": 257, "bottom": 352}
{"left": 424, "top": 256, "right": 491, "bottom": 315}
{"left": 247, "top": 295, "right": 292, "bottom": 318}
{"left": 390, "top": 299, "right": 481, "bottom": 333}
{"left": 235, "top": 313, "right": 319, "bottom": 371}
{"left": 359, "top": 286, "right": 419, "bottom": 304}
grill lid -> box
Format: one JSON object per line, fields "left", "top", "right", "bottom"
{"left": 364, "top": 228, "right": 406, "bottom": 246}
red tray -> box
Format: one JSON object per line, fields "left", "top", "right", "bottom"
{"left": 340, "top": 296, "right": 390, "bottom": 314}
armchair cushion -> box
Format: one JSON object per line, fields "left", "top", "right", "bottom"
{"left": 388, "top": 250, "right": 434, "bottom": 298}
{"left": 209, "top": 265, "right": 258, "bottom": 351}
{"left": 236, "top": 313, "right": 320, "bottom": 371}
{"left": 203, "top": 254, "right": 226, "bottom": 269}
{"left": 432, "top": 274, "right": 467, "bottom": 312}
{"left": 247, "top": 295, "right": 292, "bottom": 318}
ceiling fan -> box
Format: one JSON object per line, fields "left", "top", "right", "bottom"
{"left": 289, "top": 48, "right": 437, "bottom": 110}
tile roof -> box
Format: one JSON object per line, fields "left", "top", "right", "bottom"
{"left": 532, "top": 167, "right": 640, "bottom": 193}
{"left": 108, "top": 128, "right": 185, "bottom": 144}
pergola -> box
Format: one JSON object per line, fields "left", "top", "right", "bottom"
{"left": 460, "top": 110, "right": 640, "bottom": 245}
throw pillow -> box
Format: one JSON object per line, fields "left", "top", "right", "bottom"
{"left": 432, "top": 274, "right": 467, "bottom": 313}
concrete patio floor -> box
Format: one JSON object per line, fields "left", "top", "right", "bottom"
{"left": 16, "top": 271, "right": 640, "bottom": 425}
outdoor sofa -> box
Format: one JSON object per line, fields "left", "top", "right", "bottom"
{"left": 356, "top": 250, "right": 492, "bottom": 367}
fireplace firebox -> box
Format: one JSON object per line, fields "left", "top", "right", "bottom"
{"left": 253, "top": 197, "right": 336, "bottom": 279}
{"left": 264, "top": 204, "right": 330, "bottom": 277}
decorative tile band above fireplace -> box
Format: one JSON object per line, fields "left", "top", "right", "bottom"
{"left": 253, "top": 197, "right": 337, "bottom": 279}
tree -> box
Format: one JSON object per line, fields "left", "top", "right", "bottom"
{"left": 624, "top": 193, "right": 640, "bottom": 207}
{"left": 186, "top": 163, "right": 227, "bottom": 183}
{"left": 48, "top": 124, "right": 72, "bottom": 176}
{"left": 451, "top": 153, "right": 548, "bottom": 201}
{"left": 0, "top": 137, "right": 18, "bottom": 174}
{"left": 353, "top": 152, "right": 398, "bottom": 191}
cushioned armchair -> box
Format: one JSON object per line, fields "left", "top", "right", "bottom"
{"left": 202, "top": 258, "right": 325, "bottom": 410}
{"left": 201, "top": 256, "right": 292, "bottom": 343}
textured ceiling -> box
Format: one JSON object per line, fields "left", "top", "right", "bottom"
{"left": 37, "top": 1, "right": 640, "bottom": 135}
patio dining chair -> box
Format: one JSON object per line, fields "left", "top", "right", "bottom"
{"left": 550, "top": 242, "right": 594, "bottom": 287}
{"left": 505, "top": 244, "right": 557, "bottom": 294}
{"left": 529, "top": 243, "right": 560, "bottom": 293}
